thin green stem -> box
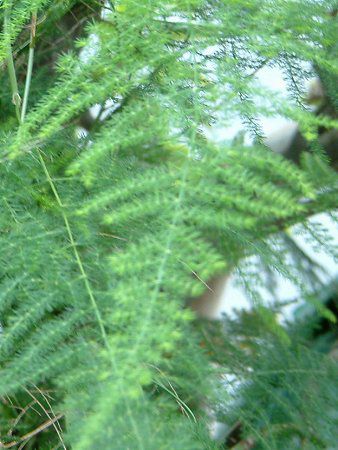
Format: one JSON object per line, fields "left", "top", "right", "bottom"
{"left": 37, "top": 151, "right": 111, "bottom": 351}
{"left": 4, "top": 7, "right": 21, "bottom": 123}
{"left": 21, "top": 48, "right": 35, "bottom": 121}
{"left": 21, "top": 12, "right": 37, "bottom": 122}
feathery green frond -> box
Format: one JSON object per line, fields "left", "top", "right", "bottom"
{"left": 0, "top": 0, "right": 337, "bottom": 448}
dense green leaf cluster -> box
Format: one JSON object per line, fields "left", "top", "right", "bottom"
{"left": 0, "top": 0, "right": 337, "bottom": 448}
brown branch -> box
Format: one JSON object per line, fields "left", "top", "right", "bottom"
{"left": 0, "top": 414, "right": 63, "bottom": 449}
{"left": 24, "top": 388, "right": 66, "bottom": 450}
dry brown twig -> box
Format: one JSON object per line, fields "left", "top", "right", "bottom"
{"left": 24, "top": 388, "right": 66, "bottom": 450}
{"left": 0, "top": 414, "right": 63, "bottom": 449}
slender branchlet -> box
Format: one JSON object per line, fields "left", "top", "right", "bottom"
{"left": 21, "top": 12, "right": 37, "bottom": 122}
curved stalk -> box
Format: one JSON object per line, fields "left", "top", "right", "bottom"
{"left": 21, "top": 13, "right": 37, "bottom": 121}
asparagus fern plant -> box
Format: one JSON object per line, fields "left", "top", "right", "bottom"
{"left": 0, "top": 1, "right": 337, "bottom": 448}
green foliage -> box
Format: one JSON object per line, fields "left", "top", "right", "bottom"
{"left": 202, "top": 288, "right": 338, "bottom": 449}
{"left": 0, "top": 1, "right": 337, "bottom": 449}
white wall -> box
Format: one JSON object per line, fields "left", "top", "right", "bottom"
{"left": 200, "top": 67, "right": 338, "bottom": 321}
